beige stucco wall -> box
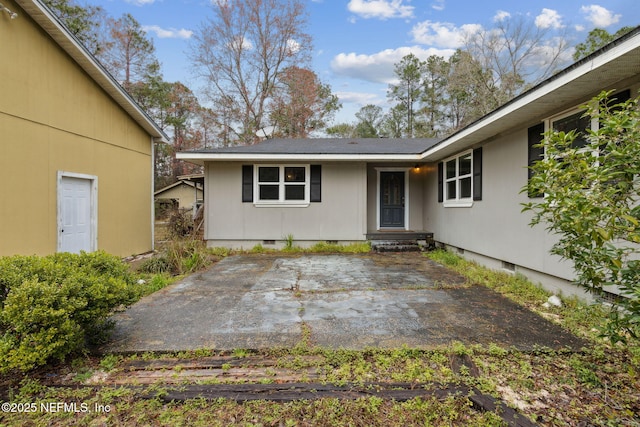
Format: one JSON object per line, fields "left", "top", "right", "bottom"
{"left": 422, "top": 81, "right": 640, "bottom": 294}
{"left": 0, "top": 0, "right": 153, "bottom": 257}
{"left": 423, "top": 129, "right": 575, "bottom": 282}
{"left": 205, "top": 162, "right": 367, "bottom": 248}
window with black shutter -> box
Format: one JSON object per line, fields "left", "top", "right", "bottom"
{"left": 310, "top": 165, "right": 321, "bottom": 202}
{"left": 245, "top": 164, "right": 319, "bottom": 205}
{"left": 527, "top": 123, "right": 545, "bottom": 198}
{"left": 437, "top": 162, "right": 443, "bottom": 203}
{"left": 473, "top": 147, "right": 482, "bottom": 201}
{"left": 242, "top": 165, "right": 253, "bottom": 202}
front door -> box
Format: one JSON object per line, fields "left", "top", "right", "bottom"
{"left": 59, "top": 176, "right": 94, "bottom": 253}
{"left": 380, "top": 171, "right": 405, "bottom": 228}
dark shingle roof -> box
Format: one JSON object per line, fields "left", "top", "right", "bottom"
{"left": 189, "top": 138, "right": 441, "bottom": 155}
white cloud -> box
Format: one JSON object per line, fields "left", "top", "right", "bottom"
{"left": 125, "top": 0, "right": 156, "bottom": 5}
{"left": 411, "top": 21, "right": 482, "bottom": 49}
{"left": 331, "top": 46, "right": 456, "bottom": 84}
{"left": 580, "top": 5, "right": 621, "bottom": 28}
{"left": 287, "top": 39, "right": 301, "bottom": 54}
{"left": 431, "top": 0, "right": 445, "bottom": 11}
{"left": 535, "top": 8, "right": 563, "bottom": 29}
{"left": 493, "top": 10, "right": 510, "bottom": 22}
{"left": 335, "top": 91, "right": 382, "bottom": 106}
{"left": 143, "top": 25, "right": 193, "bottom": 39}
{"left": 347, "top": 0, "right": 414, "bottom": 20}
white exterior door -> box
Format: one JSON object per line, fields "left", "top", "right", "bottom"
{"left": 58, "top": 174, "right": 96, "bottom": 253}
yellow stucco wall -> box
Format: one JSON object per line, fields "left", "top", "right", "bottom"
{"left": 0, "top": 0, "right": 153, "bottom": 257}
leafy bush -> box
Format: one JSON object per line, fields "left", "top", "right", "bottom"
{"left": 0, "top": 251, "right": 137, "bottom": 373}
{"left": 167, "top": 209, "right": 195, "bottom": 238}
{"left": 523, "top": 90, "right": 640, "bottom": 343}
{"left": 162, "top": 239, "right": 214, "bottom": 275}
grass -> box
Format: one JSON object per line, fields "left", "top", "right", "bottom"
{"left": 3, "top": 249, "right": 639, "bottom": 426}
{"left": 426, "top": 250, "right": 612, "bottom": 339}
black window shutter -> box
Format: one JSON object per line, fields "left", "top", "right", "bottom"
{"left": 437, "top": 162, "right": 443, "bottom": 203}
{"left": 472, "top": 147, "right": 482, "bottom": 201}
{"left": 242, "top": 165, "right": 253, "bottom": 202}
{"left": 527, "top": 123, "right": 545, "bottom": 198}
{"left": 310, "top": 165, "right": 321, "bottom": 202}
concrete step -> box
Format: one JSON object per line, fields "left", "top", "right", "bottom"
{"left": 371, "top": 240, "right": 423, "bottom": 253}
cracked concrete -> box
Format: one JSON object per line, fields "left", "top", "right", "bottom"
{"left": 103, "top": 253, "right": 586, "bottom": 353}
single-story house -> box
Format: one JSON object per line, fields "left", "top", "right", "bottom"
{"left": 178, "top": 27, "right": 640, "bottom": 299}
{"left": 154, "top": 176, "right": 204, "bottom": 216}
{"left": 0, "top": 0, "right": 168, "bottom": 257}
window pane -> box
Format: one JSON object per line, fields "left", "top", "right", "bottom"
{"left": 446, "top": 181, "right": 456, "bottom": 200}
{"left": 259, "top": 185, "right": 279, "bottom": 200}
{"left": 553, "top": 111, "right": 590, "bottom": 148}
{"left": 446, "top": 159, "right": 456, "bottom": 179}
{"left": 285, "top": 185, "right": 305, "bottom": 200}
{"left": 258, "top": 167, "right": 279, "bottom": 182}
{"left": 460, "top": 177, "right": 472, "bottom": 198}
{"left": 458, "top": 153, "right": 472, "bottom": 176}
{"left": 285, "top": 167, "right": 305, "bottom": 182}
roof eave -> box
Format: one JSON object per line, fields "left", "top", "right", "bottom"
{"left": 16, "top": 0, "right": 169, "bottom": 143}
{"left": 176, "top": 152, "right": 425, "bottom": 165}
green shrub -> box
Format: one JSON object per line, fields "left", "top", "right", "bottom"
{"left": 164, "top": 239, "right": 213, "bottom": 275}
{"left": 0, "top": 251, "right": 137, "bottom": 373}
{"left": 138, "top": 256, "right": 171, "bottom": 274}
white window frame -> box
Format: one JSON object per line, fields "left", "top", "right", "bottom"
{"left": 546, "top": 107, "right": 598, "bottom": 150}
{"left": 443, "top": 150, "right": 473, "bottom": 208}
{"left": 254, "top": 164, "right": 310, "bottom": 207}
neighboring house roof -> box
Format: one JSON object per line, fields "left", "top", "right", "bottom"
{"left": 15, "top": 0, "right": 169, "bottom": 143}
{"left": 178, "top": 138, "right": 441, "bottom": 164}
{"left": 422, "top": 26, "right": 640, "bottom": 162}
{"left": 154, "top": 180, "right": 202, "bottom": 197}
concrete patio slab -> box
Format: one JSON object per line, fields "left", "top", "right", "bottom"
{"left": 103, "top": 253, "right": 586, "bottom": 353}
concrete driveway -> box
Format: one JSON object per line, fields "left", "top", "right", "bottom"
{"left": 104, "top": 253, "right": 585, "bottom": 353}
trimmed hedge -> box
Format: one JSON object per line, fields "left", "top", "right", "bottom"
{"left": 0, "top": 251, "right": 138, "bottom": 373}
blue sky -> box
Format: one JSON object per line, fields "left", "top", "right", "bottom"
{"left": 88, "top": 0, "right": 638, "bottom": 123}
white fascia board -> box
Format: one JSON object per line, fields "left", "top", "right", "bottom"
{"left": 176, "top": 152, "right": 423, "bottom": 162}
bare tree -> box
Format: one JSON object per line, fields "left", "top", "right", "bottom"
{"left": 191, "top": 0, "right": 312, "bottom": 144}
{"left": 464, "top": 13, "right": 570, "bottom": 106}
{"left": 446, "top": 49, "right": 496, "bottom": 130}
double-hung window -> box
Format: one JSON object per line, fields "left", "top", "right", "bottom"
{"left": 444, "top": 151, "right": 473, "bottom": 206}
{"left": 256, "top": 165, "right": 309, "bottom": 205}
{"left": 437, "top": 148, "right": 482, "bottom": 206}
{"left": 549, "top": 108, "right": 594, "bottom": 149}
